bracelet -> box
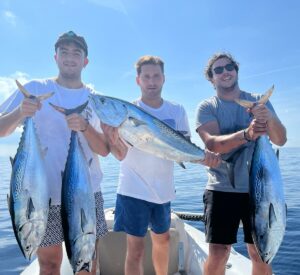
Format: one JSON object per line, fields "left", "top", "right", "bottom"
{"left": 81, "top": 119, "right": 89, "bottom": 132}
{"left": 243, "top": 129, "right": 251, "bottom": 142}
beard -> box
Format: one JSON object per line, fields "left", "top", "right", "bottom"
{"left": 216, "top": 79, "right": 238, "bottom": 93}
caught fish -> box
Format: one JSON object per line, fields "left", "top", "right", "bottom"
{"left": 7, "top": 80, "right": 53, "bottom": 260}
{"left": 90, "top": 94, "right": 205, "bottom": 168}
{"left": 50, "top": 102, "right": 96, "bottom": 273}
{"left": 236, "top": 86, "right": 287, "bottom": 263}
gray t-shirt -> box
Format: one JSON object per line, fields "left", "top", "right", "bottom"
{"left": 195, "top": 91, "right": 276, "bottom": 193}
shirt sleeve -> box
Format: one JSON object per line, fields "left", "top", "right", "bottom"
{"left": 195, "top": 99, "right": 217, "bottom": 131}
{"left": 177, "top": 105, "right": 191, "bottom": 138}
{"left": 0, "top": 90, "right": 23, "bottom": 115}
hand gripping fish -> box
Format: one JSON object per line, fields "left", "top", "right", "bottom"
{"left": 7, "top": 80, "right": 53, "bottom": 260}
{"left": 50, "top": 101, "right": 97, "bottom": 274}
{"left": 235, "top": 86, "right": 287, "bottom": 264}
{"left": 90, "top": 94, "right": 205, "bottom": 168}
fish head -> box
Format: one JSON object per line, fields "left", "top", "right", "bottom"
{"left": 18, "top": 222, "right": 39, "bottom": 260}
{"left": 254, "top": 224, "right": 284, "bottom": 264}
{"left": 89, "top": 94, "right": 128, "bottom": 127}
{"left": 72, "top": 233, "right": 96, "bottom": 273}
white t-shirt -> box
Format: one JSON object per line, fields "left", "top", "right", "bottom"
{"left": 0, "top": 79, "right": 103, "bottom": 205}
{"left": 118, "top": 99, "right": 191, "bottom": 204}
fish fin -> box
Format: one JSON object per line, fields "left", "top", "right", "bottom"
{"left": 7, "top": 194, "right": 11, "bottom": 215}
{"left": 27, "top": 197, "right": 35, "bottom": 220}
{"left": 88, "top": 158, "right": 93, "bottom": 167}
{"left": 9, "top": 156, "right": 14, "bottom": 166}
{"left": 42, "top": 147, "right": 48, "bottom": 158}
{"left": 15, "top": 80, "right": 31, "bottom": 98}
{"left": 258, "top": 85, "right": 274, "bottom": 105}
{"left": 224, "top": 161, "right": 235, "bottom": 188}
{"left": 177, "top": 162, "right": 186, "bottom": 169}
{"left": 16, "top": 80, "right": 54, "bottom": 101}
{"left": 269, "top": 203, "right": 277, "bottom": 228}
{"left": 80, "top": 208, "right": 88, "bottom": 233}
{"left": 276, "top": 149, "right": 279, "bottom": 159}
{"left": 234, "top": 98, "right": 255, "bottom": 109}
{"left": 123, "top": 138, "right": 133, "bottom": 147}
{"left": 36, "top": 92, "right": 54, "bottom": 101}
{"left": 49, "top": 101, "right": 88, "bottom": 116}
{"left": 128, "top": 117, "right": 147, "bottom": 127}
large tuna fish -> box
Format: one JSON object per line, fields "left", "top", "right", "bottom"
{"left": 236, "top": 86, "right": 287, "bottom": 263}
{"left": 90, "top": 94, "right": 205, "bottom": 167}
{"left": 7, "top": 80, "right": 52, "bottom": 260}
{"left": 50, "top": 102, "right": 96, "bottom": 273}
{"left": 250, "top": 135, "right": 286, "bottom": 263}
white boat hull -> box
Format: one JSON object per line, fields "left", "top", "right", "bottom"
{"left": 22, "top": 208, "right": 252, "bottom": 274}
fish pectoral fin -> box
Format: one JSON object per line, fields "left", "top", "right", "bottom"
{"left": 9, "top": 156, "right": 14, "bottom": 166}
{"left": 128, "top": 117, "right": 147, "bottom": 127}
{"left": 258, "top": 85, "right": 274, "bottom": 105}
{"left": 177, "top": 162, "right": 186, "bottom": 169}
{"left": 80, "top": 208, "right": 88, "bottom": 233}
{"left": 26, "top": 197, "right": 35, "bottom": 220}
{"left": 7, "top": 194, "right": 11, "bottom": 215}
{"left": 234, "top": 98, "right": 255, "bottom": 109}
{"left": 225, "top": 161, "right": 235, "bottom": 188}
{"left": 269, "top": 203, "right": 277, "bottom": 228}
{"left": 42, "top": 147, "right": 48, "bottom": 158}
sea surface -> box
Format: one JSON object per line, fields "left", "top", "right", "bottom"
{"left": 0, "top": 148, "right": 299, "bottom": 274}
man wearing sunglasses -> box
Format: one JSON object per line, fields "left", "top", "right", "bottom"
{"left": 195, "top": 52, "right": 287, "bottom": 275}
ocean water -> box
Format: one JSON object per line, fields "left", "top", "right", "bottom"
{"left": 0, "top": 148, "right": 299, "bottom": 274}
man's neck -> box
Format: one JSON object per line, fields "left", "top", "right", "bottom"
{"left": 55, "top": 76, "right": 84, "bottom": 89}
{"left": 216, "top": 85, "right": 241, "bottom": 101}
{"left": 141, "top": 96, "right": 163, "bottom": 108}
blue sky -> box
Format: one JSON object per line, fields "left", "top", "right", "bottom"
{"left": 0, "top": 0, "right": 299, "bottom": 155}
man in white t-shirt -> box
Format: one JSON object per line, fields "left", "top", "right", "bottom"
{"left": 0, "top": 31, "right": 109, "bottom": 275}
{"left": 102, "top": 55, "right": 220, "bottom": 275}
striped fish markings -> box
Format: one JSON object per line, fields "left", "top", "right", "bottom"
{"left": 7, "top": 80, "right": 53, "bottom": 260}
{"left": 90, "top": 94, "right": 205, "bottom": 168}
{"left": 235, "top": 86, "right": 287, "bottom": 263}
{"left": 50, "top": 102, "right": 96, "bottom": 273}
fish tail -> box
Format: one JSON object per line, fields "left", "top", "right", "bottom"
{"left": 49, "top": 101, "right": 88, "bottom": 116}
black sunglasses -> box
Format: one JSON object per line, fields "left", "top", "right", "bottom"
{"left": 213, "top": 63, "right": 235, "bottom": 74}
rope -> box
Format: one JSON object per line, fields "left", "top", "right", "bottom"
{"left": 173, "top": 211, "right": 205, "bottom": 222}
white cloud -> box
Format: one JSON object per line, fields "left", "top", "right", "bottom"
{"left": 0, "top": 72, "right": 30, "bottom": 103}
{"left": 88, "top": 0, "right": 128, "bottom": 15}
{"left": 2, "top": 10, "right": 17, "bottom": 27}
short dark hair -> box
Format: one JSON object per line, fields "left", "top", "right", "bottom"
{"left": 55, "top": 31, "right": 88, "bottom": 56}
{"left": 204, "top": 52, "right": 239, "bottom": 81}
{"left": 135, "top": 55, "right": 164, "bottom": 75}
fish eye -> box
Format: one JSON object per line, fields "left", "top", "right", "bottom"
{"left": 100, "top": 98, "right": 105, "bottom": 104}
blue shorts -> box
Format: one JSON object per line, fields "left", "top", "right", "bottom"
{"left": 114, "top": 194, "right": 171, "bottom": 237}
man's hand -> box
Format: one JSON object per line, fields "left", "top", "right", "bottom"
{"left": 66, "top": 113, "right": 88, "bottom": 132}
{"left": 18, "top": 98, "right": 41, "bottom": 119}
{"left": 101, "top": 122, "right": 120, "bottom": 146}
{"left": 193, "top": 149, "right": 221, "bottom": 168}
{"left": 245, "top": 119, "right": 267, "bottom": 141}
{"left": 249, "top": 103, "right": 273, "bottom": 123}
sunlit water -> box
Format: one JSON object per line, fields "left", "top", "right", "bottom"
{"left": 0, "top": 148, "right": 299, "bottom": 274}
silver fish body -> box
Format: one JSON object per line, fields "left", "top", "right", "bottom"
{"left": 90, "top": 95, "right": 205, "bottom": 164}
{"left": 249, "top": 136, "right": 286, "bottom": 264}
{"left": 61, "top": 131, "right": 96, "bottom": 273}
{"left": 8, "top": 118, "right": 50, "bottom": 260}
